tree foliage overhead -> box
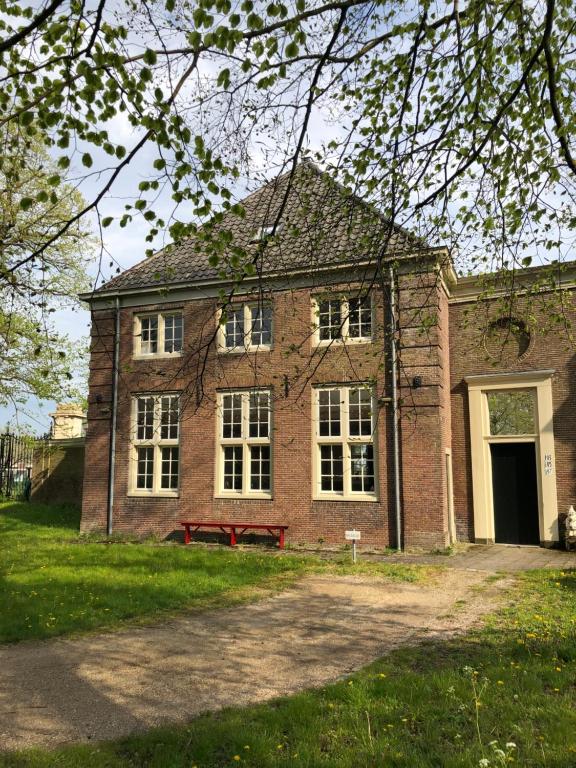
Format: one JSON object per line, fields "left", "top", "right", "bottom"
{"left": 1, "top": 0, "right": 575, "bottom": 285}
{"left": 0, "top": 128, "right": 91, "bottom": 409}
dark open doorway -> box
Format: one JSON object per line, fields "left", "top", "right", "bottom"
{"left": 490, "top": 442, "right": 540, "bottom": 545}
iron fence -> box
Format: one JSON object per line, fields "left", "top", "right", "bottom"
{"left": 0, "top": 433, "right": 35, "bottom": 500}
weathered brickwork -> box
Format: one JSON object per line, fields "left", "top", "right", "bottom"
{"left": 82, "top": 260, "right": 576, "bottom": 550}
{"left": 449, "top": 291, "right": 576, "bottom": 542}
{"left": 32, "top": 441, "right": 85, "bottom": 506}
{"left": 81, "top": 282, "right": 419, "bottom": 546}
{"left": 83, "top": 256, "right": 456, "bottom": 548}
{"left": 80, "top": 162, "right": 576, "bottom": 549}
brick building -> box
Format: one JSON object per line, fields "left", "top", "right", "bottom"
{"left": 81, "top": 162, "right": 576, "bottom": 549}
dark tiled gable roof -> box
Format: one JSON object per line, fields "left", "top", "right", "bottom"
{"left": 97, "top": 160, "right": 417, "bottom": 294}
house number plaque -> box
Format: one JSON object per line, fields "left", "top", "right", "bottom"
{"left": 544, "top": 454, "right": 553, "bottom": 476}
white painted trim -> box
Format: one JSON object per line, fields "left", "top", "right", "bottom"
{"left": 445, "top": 448, "right": 456, "bottom": 544}
{"left": 133, "top": 311, "right": 183, "bottom": 359}
{"left": 450, "top": 264, "right": 576, "bottom": 304}
{"left": 215, "top": 389, "right": 273, "bottom": 499}
{"left": 216, "top": 303, "right": 273, "bottom": 354}
{"left": 311, "top": 293, "right": 375, "bottom": 348}
{"left": 129, "top": 393, "right": 181, "bottom": 496}
{"left": 312, "top": 385, "right": 379, "bottom": 502}
{"left": 466, "top": 371, "right": 558, "bottom": 544}
{"left": 465, "top": 369, "right": 555, "bottom": 386}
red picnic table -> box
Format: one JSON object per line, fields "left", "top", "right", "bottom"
{"left": 179, "top": 520, "right": 288, "bottom": 549}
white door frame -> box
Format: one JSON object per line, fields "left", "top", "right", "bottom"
{"left": 465, "top": 370, "right": 558, "bottom": 545}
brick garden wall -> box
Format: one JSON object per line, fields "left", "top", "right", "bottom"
{"left": 32, "top": 439, "right": 85, "bottom": 506}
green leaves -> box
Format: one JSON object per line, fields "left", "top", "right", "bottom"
{"left": 217, "top": 68, "right": 231, "bottom": 88}
{"left": 142, "top": 49, "right": 157, "bottom": 66}
{"left": 0, "top": 0, "right": 573, "bottom": 309}
{"left": 285, "top": 41, "right": 298, "bottom": 58}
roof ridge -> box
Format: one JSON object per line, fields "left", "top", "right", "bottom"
{"left": 89, "top": 160, "right": 419, "bottom": 297}
{"left": 237, "top": 158, "right": 321, "bottom": 206}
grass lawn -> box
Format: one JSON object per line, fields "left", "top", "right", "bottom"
{"left": 0, "top": 501, "right": 425, "bottom": 644}
{"left": 2, "top": 567, "right": 576, "bottom": 767}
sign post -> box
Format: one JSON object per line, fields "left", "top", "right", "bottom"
{"left": 345, "top": 529, "right": 361, "bottom": 563}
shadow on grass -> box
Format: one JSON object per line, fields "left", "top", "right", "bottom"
{"left": 1, "top": 625, "right": 576, "bottom": 768}
{"left": 0, "top": 501, "right": 80, "bottom": 533}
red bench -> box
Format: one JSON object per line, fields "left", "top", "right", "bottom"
{"left": 179, "top": 521, "right": 288, "bottom": 549}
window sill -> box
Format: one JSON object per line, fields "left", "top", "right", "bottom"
{"left": 215, "top": 493, "right": 273, "bottom": 501}
{"left": 218, "top": 346, "right": 272, "bottom": 355}
{"left": 313, "top": 494, "right": 378, "bottom": 503}
{"left": 127, "top": 491, "right": 180, "bottom": 498}
{"left": 313, "top": 337, "right": 372, "bottom": 348}
{"left": 133, "top": 353, "right": 183, "bottom": 360}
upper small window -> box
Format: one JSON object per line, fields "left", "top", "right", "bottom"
{"left": 219, "top": 303, "right": 272, "bottom": 351}
{"left": 251, "top": 223, "right": 282, "bottom": 242}
{"left": 487, "top": 389, "right": 536, "bottom": 436}
{"left": 135, "top": 312, "right": 183, "bottom": 357}
{"left": 313, "top": 295, "right": 372, "bottom": 345}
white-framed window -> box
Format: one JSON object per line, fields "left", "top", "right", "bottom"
{"left": 251, "top": 223, "right": 282, "bottom": 242}
{"left": 216, "top": 389, "right": 272, "bottom": 497}
{"left": 313, "top": 385, "right": 377, "bottom": 500}
{"left": 312, "top": 295, "right": 373, "bottom": 345}
{"left": 130, "top": 394, "right": 180, "bottom": 495}
{"left": 217, "top": 303, "right": 273, "bottom": 352}
{"left": 134, "top": 312, "right": 183, "bottom": 357}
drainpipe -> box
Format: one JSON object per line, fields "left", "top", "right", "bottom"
{"left": 388, "top": 265, "right": 402, "bottom": 550}
{"left": 106, "top": 296, "right": 120, "bottom": 536}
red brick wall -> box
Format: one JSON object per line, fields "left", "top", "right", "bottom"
{"left": 82, "top": 268, "right": 455, "bottom": 548}
{"left": 396, "top": 268, "right": 451, "bottom": 549}
{"left": 82, "top": 284, "right": 400, "bottom": 545}
{"left": 81, "top": 308, "right": 115, "bottom": 532}
{"left": 448, "top": 293, "right": 576, "bottom": 541}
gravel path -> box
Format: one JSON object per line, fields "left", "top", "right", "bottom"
{"left": 0, "top": 570, "right": 502, "bottom": 751}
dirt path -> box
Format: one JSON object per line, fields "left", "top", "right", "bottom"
{"left": 0, "top": 570, "right": 503, "bottom": 751}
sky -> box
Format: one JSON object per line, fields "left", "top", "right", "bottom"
{"left": 3, "top": 2, "right": 570, "bottom": 434}
{"left": 1, "top": 93, "right": 339, "bottom": 435}
{"left": 1, "top": 110, "right": 168, "bottom": 433}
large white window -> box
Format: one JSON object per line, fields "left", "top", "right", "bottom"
{"left": 217, "top": 390, "right": 272, "bottom": 497}
{"left": 312, "top": 295, "right": 373, "bottom": 345}
{"left": 131, "top": 394, "right": 180, "bottom": 495}
{"left": 218, "top": 303, "right": 272, "bottom": 352}
{"left": 134, "top": 312, "right": 183, "bottom": 357}
{"left": 313, "top": 386, "right": 377, "bottom": 500}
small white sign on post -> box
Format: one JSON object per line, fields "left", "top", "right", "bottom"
{"left": 345, "top": 530, "right": 361, "bottom": 563}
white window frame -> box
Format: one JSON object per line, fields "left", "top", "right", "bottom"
{"left": 129, "top": 393, "right": 180, "bottom": 497}
{"left": 217, "top": 303, "right": 273, "bottom": 353}
{"left": 216, "top": 389, "right": 272, "bottom": 499}
{"left": 133, "top": 312, "right": 183, "bottom": 359}
{"left": 312, "top": 294, "right": 374, "bottom": 346}
{"left": 312, "top": 385, "right": 378, "bottom": 501}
